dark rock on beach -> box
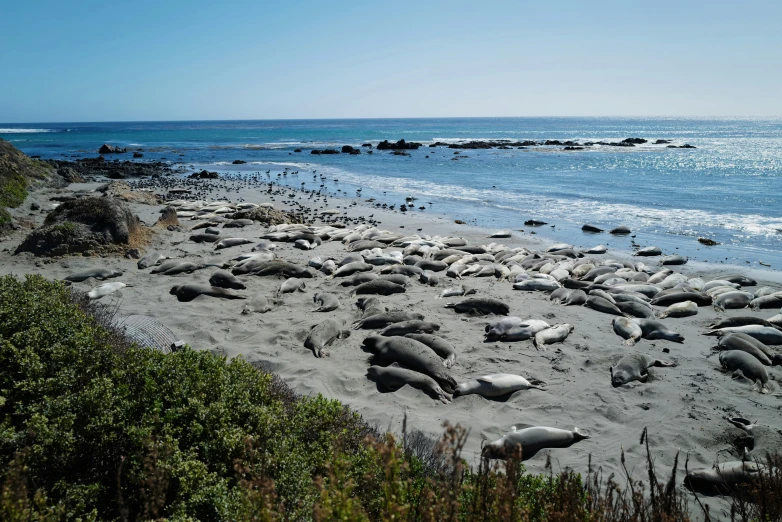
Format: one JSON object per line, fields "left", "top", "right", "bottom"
{"left": 377, "top": 139, "right": 422, "bottom": 150}
{"left": 622, "top": 138, "right": 648, "bottom": 145}
{"left": 189, "top": 170, "right": 219, "bottom": 179}
{"left": 99, "top": 144, "right": 127, "bottom": 154}
{"left": 50, "top": 157, "right": 175, "bottom": 180}
{"left": 232, "top": 160, "right": 247, "bottom": 164}
{"left": 133, "top": 152, "right": 144, "bottom": 158}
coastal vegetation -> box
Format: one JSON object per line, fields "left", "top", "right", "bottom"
{"left": 0, "top": 139, "right": 55, "bottom": 232}
{"left": 1, "top": 274, "right": 779, "bottom": 521}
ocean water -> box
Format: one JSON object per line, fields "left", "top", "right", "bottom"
{"left": 3, "top": 117, "right": 782, "bottom": 269}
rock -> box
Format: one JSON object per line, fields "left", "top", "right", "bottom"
{"left": 100, "top": 181, "right": 159, "bottom": 205}
{"left": 16, "top": 197, "right": 143, "bottom": 256}
{"left": 654, "top": 139, "right": 671, "bottom": 144}
{"left": 361, "top": 143, "right": 373, "bottom": 148}
{"left": 582, "top": 224, "right": 603, "bottom": 233}
{"left": 610, "top": 226, "right": 631, "bottom": 235}
{"left": 311, "top": 149, "right": 340, "bottom": 155}
{"left": 125, "top": 248, "right": 142, "bottom": 259}
{"left": 698, "top": 237, "right": 719, "bottom": 246}
{"left": 341, "top": 145, "right": 357, "bottom": 153}
{"left": 157, "top": 206, "right": 179, "bottom": 227}
{"left": 133, "top": 152, "right": 144, "bottom": 158}
{"left": 232, "top": 160, "right": 246, "bottom": 164}
{"left": 377, "top": 139, "right": 422, "bottom": 150}
{"left": 294, "top": 148, "right": 302, "bottom": 152}
{"left": 57, "top": 167, "right": 85, "bottom": 183}
{"left": 99, "top": 144, "right": 127, "bottom": 154}
{"left": 667, "top": 144, "right": 696, "bottom": 149}
{"left": 524, "top": 220, "right": 547, "bottom": 226}
{"left": 622, "top": 138, "right": 648, "bottom": 145}
{"left": 30, "top": 202, "right": 40, "bottom": 211}
{"left": 189, "top": 170, "right": 219, "bottom": 179}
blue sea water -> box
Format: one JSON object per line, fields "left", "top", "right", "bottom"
{"left": 3, "top": 117, "right": 782, "bottom": 269}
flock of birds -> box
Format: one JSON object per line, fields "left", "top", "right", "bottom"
{"left": 61, "top": 184, "right": 782, "bottom": 497}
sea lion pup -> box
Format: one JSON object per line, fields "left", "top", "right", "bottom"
{"left": 610, "top": 353, "right": 675, "bottom": 387}
{"left": 719, "top": 350, "right": 770, "bottom": 392}
{"left": 715, "top": 334, "right": 776, "bottom": 366}
{"left": 533, "top": 324, "right": 574, "bottom": 350}
{"left": 704, "top": 325, "right": 782, "bottom": 345}
{"left": 656, "top": 300, "right": 697, "bottom": 318}
{"left": 352, "top": 311, "right": 425, "bottom": 330}
{"left": 362, "top": 335, "right": 457, "bottom": 393}
{"left": 379, "top": 320, "right": 440, "bottom": 337}
{"left": 169, "top": 284, "right": 246, "bottom": 302}
{"left": 404, "top": 334, "right": 456, "bottom": 368}
{"left": 708, "top": 316, "right": 777, "bottom": 329}
{"left": 87, "top": 282, "right": 129, "bottom": 300}
{"left": 304, "top": 319, "right": 351, "bottom": 358}
{"left": 215, "top": 237, "right": 255, "bottom": 250}
{"left": 65, "top": 268, "right": 123, "bottom": 282}
{"left": 684, "top": 461, "right": 766, "bottom": 496}
{"left": 312, "top": 292, "right": 340, "bottom": 312}
{"left": 445, "top": 297, "right": 509, "bottom": 316}
{"left": 455, "top": 373, "right": 545, "bottom": 398}
{"left": 137, "top": 252, "right": 167, "bottom": 269}
{"left": 333, "top": 261, "right": 374, "bottom": 278}
{"left": 352, "top": 280, "right": 406, "bottom": 296}
{"left": 340, "top": 273, "right": 379, "bottom": 287}
{"left": 209, "top": 270, "right": 246, "bottom": 290}
{"left": 419, "top": 270, "right": 440, "bottom": 286}
{"left": 366, "top": 365, "right": 452, "bottom": 404}
{"left": 482, "top": 426, "right": 589, "bottom": 461}
{"left": 585, "top": 295, "right": 624, "bottom": 316}
{"left": 277, "top": 277, "right": 306, "bottom": 295}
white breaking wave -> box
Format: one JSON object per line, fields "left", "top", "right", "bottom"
{"left": 0, "top": 128, "right": 60, "bottom": 133}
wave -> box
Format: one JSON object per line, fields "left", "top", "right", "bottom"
{"left": 0, "top": 128, "right": 61, "bottom": 134}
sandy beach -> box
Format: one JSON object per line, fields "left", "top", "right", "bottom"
{"left": 3, "top": 173, "right": 781, "bottom": 517}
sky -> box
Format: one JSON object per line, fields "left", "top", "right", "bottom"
{"left": 1, "top": 0, "right": 781, "bottom": 122}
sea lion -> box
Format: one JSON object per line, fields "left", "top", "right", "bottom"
{"left": 362, "top": 335, "right": 457, "bottom": 393}
{"left": 65, "top": 268, "right": 123, "bottom": 282}
{"left": 489, "top": 230, "right": 513, "bottom": 238}
{"left": 611, "top": 353, "right": 675, "bottom": 386}
{"left": 656, "top": 300, "right": 698, "bottom": 318}
{"left": 209, "top": 270, "right": 246, "bottom": 290}
{"left": 722, "top": 275, "right": 757, "bottom": 287}
{"left": 415, "top": 259, "right": 448, "bottom": 272}
{"left": 278, "top": 278, "right": 306, "bottom": 295}
{"left": 404, "top": 334, "right": 456, "bottom": 368}
{"left": 585, "top": 295, "right": 624, "bottom": 316}
{"left": 589, "top": 289, "right": 616, "bottom": 303}
{"left": 419, "top": 270, "right": 440, "bottom": 286}
{"left": 445, "top": 297, "right": 509, "bottom": 315}
{"left": 581, "top": 266, "right": 617, "bottom": 281}
{"left": 484, "top": 317, "right": 527, "bottom": 341}
{"left": 340, "top": 273, "right": 379, "bottom": 287}
{"left": 634, "top": 246, "right": 662, "bottom": 257}
{"left": 87, "top": 281, "right": 128, "bottom": 299}
{"left": 439, "top": 285, "right": 475, "bottom": 298}
{"left": 499, "top": 320, "right": 551, "bottom": 342}
{"left": 223, "top": 218, "right": 254, "bottom": 228}
{"left": 312, "top": 292, "right": 340, "bottom": 312}
{"left": 610, "top": 226, "right": 631, "bottom": 235}
{"left": 659, "top": 255, "right": 688, "bottom": 265}
{"left": 320, "top": 260, "right": 337, "bottom": 275}
{"left": 454, "top": 373, "right": 545, "bottom": 398}
{"left": 333, "top": 262, "right": 374, "bottom": 278}
{"left": 367, "top": 365, "right": 452, "bottom": 404}
{"left": 513, "top": 279, "right": 561, "bottom": 292}
{"left": 713, "top": 291, "right": 753, "bottom": 311}
{"left": 241, "top": 261, "right": 314, "bottom": 278}
{"left": 549, "top": 287, "right": 571, "bottom": 305}
{"left": 650, "top": 291, "right": 712, "bottom": 307}
{"left": 189, "top": 233, "right": 221, "bottom": 243}
{"left": 582, "top": 245, "right": 608, "bottom": 254}
{"left": 381, "top": 265, "right": 423, "bottom": 277}
{"left": 379, "top": 320, "right": 440, "bottom": 337}
{"left": 684, "top": 461, "right": 766, "bottom": 496}
{"left": 215, "top": 237, "right": 254, "bottom": 250}
{"left": 617, "top": 301, "right": 656, "bottom": 319}
{"left": 137, "top": 252, "right": 167, "bottom": 269}
{"left": 704, "top": 325, "right": 782, "bottom": 345}
{"left": 378, "top": 274, "right": 409, "bottom": 287}
{"left": 582, "top": 224, "right": 603, "bottom": 233}
{"left": 352, "top": 311, "right": 425, "bottom": 330}
{"left": 716, "top": 334, "right": 774, "bottom": 366}
{"left": 719, "top": 350, "right": 770, "bottom": 391}
{"left": 347, "top": 240, "right": 385, "bottom": 252}
{"left": 482, "top": 426, "right": 589, "bottom": 461}
{"left": 750, "top": 294, "right": 782, "bottom": 310}
{"left": 352, "top": 280, "right": 406, "bottom": 296}
{"left": 160, "top": 262, "right": 203, "bottom": 276}
{"left": 564, "top": 289, "right": 587, "bottom": 306}
{"left": 304, "top": 319, "right": 350, "bottom": 357}
{"left": 533, "top": 324, "right": 574, "bottom": 350}
{"left": 241, "top": 295, "right": 272, "bottom": 314}
{"left": 170, "top": 284, "right": 246, "bottom": 302}
{"left": 709, "top": 316, "right": 776, "bottom": 329}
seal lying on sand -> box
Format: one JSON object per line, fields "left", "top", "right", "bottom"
{"left": 454, "top": 373, "right": 545, "bottom": 398}
{"left": 170, "top": 284, "right": 246, "bottom": 302}
{"left": 362, "top": 335, "right": 457, "bottom": 393}
{"left": 304, "top": 319, "right": 350, "bottom": 358}
{"left": 379, "top": 320, "right": 440, "bottom": 337}
{"left": 611, "top": 353, "right": 675, "bottom": 387}
{"left": 367, "top": 365, "right": 452, "bottom": 404}
{"left": 445, "top": 297, "right": 509, "bottom": 315}
{"left": 352, "top": 280, "right": 406, "bottom": 296}
{"left": 87, "top": 282, "right": 129, "bottom": 299}
{"left": 209, "top": 270, "right": 246, "bottom": 290}
{"left": 719, "top": 350, "right": 770, "bottom": 392}
{"left": 612, "top": 318, "right": 684, "bottom": 345}
{"left": 312, "top": 292, "right": 340, "bottom": 312}
{"left": 352, "top": 311, "right": 425, "bottom": 330}
{"left": 405, "top": 334, "right": 456, "bottom": 368}
{"left": 65, "top": 268, "right": 123, "bottom": 282}
{"left": 684, "top": 461, "right": 765, "bottom": 496}
{"left": 482, "top": 426, "right": 589, "bottom": 461}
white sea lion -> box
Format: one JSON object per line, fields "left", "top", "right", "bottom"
{"left": 278, "top": 277, "right": 306, "bottom": 295}
{"left": 533, "top": 324, "right": 574, "bottom": 350}
{"left": 454, "top": 373, "right": 545, "bottom": 398}
{"left": 87, "top": 281, "right": 129, "bottom": 299}
{"left": 657, "top": 300, "right": 698, "bottom": 318}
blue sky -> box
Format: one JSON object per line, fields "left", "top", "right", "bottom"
{"left": 2, "top": 0, "right": 781, "bottom": 122}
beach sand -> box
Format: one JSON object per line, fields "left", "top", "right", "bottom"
{"left": 2, "top": 176, "right": 781, "bottom": 517}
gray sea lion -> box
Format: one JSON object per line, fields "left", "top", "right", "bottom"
{"left": 415, "top": 259, "right": 448, "bottom": 272}
{"left": 241, "top": 261, "right": 314, "bottom": 278}
{"left": 347, "top": 240, "right": 385, "bottom": 252}
{"left": 252, "top": 241, "right": 277, "bottom": 252}
{"left": 367, "top": 365, "right": 452, "bottom": 404}
{"left": 454, "top": 373, "right": 545, "bottom": 398}
{"left": 223, "top": 218, "right": 254, "bottom": 228}
{"left": 719, "top": 350, "right": 770, "bottom": 391}
{"left": 378, "top": 274, "right": 409, "bottom": 286}
{"left": 722, "top": 275, "right": 757, "bottom": 287}
{"left": 87, "top": 282, "right": 129, "bottom": 299}
{"left": 150, "top": 259, "right": 184, "bottom": 274}
{"left": 209, "top": 270, "right": 246, "bottom": 290}
{"left": 215, "top": 237, "right": 254, "bottom": 250}
{"left": 170, "top": 284, "right": 246, "bottom": 302}
{"left": 352, "top": 280, "right": 406, "bottom": 296}
{"left": 278, "top": 277, "right": 306, "bottom": 295}
{"left": 750, "top": 294, "right": 782, "bottom": 310}
{"left": 533, "top": 324, "right": 574, "bottom": 350}
{"left": 498, "top": 320, "right": 551, "bottom": 342}
{"left": 419, "top": 270, "right": 440, "bottom": 286}
{"left": 338, "top": 254, "right": 364, "bottom": 266}
{"left": 189, "top": 233, "right": 221, "bottom": 243}
{"left": 379, "top": 320, "right": 440, "bottom": 337}
{"left": 352, "top": 311, "right": 425, "bottom": 330}
{"left": 312, "top": 292, "right": 340, "bottom": 312}
{"left": 549, "top": 287, "right": 571, "bottom": 305}
{"left": 160, "top": 262, "right": 203, "bottom": 276}
{"left": 513, "top": 279, "right": 560, "bottom": 292}
{"left": 340, "top": 273, "right": 379, "bottom": 287}
{"left": 137, "top": 252, "right": 167, "bottom": 269}
{"left": 362, "top": 335, "right": 457, "bottom": 393}
{"left": 333, "top": 262, "right": 374, "bottom": 278}
{"left": 585, "top": 295, "right": 624, "bottom": 316}
{"left": 634, "top": 246, "right": 662, "bottom": 257}
{"left": 708, "top": 316, "right": 776, "bottom": 329}
{"left": 304, "top": 319, "right": 350, "bottom": 357}
{"left": 439, "top": 285, "right": 475, "bottom": 298}
{"left": 482, "top": 426, "right": 589, "bottom": 461}
{"left": 205, "top": 227, "right": 221, "bottom": 235}
{"left": 656, "top": 300, "right": 698, "bottom": 318}
{"left": 659, "top": 255, "right": 688, "bottom": 265}
{"left": 716, "top": 334, "right": 774, "bottom": 366}
{"left": 650, "top": 291, "right": 712, "bottom": 307}
{"left": 564, "top": 289, "right": 587, "bottom": 306}
{"left": 611, "top": 353, "right": 675, "bottom": 386}
{"left": 581, "top": 266, "right": 617, "bottom": 281}
{"left": 484, "top": 317, "right": 527, "bottom": 341}
{"left": 241, "top": 295, "right": 272, "bottom": 314}
{"left": 713, "top": 291, "right": 753, "bottom": 311}
{"left": 382, "top": 265, "right": 423, "bottom": 277}
{"left": 704, "top": 325, "right": 782, "bottom": 345}
{"left": 65, "top": 268, "right": 123, "bottom": 282}
{"left": 589, "top": 289, "right": 616, "bottom": 303}
{"left": 404, "top": 334, "right": 456, "bottom": 368}
{"left": 582, "top": 245, "right": 608, "bottom": 254}
{"left": 445, "top": 297, "right": 509, "bottom": 315}
{"left": 684, "top": 461, "right": 766, "bottom": 496}
{"left": 617, "top": 301, "right": 656, "bottom": 319}
{"left": 636, "top": 318, "right": 684, "bottom": 343}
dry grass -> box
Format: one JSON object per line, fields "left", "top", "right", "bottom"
{"left": 154, "top": 206, "right": 179, "bottom": 228}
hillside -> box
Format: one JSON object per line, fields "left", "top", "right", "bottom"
{"left": 0, "top": 139, "right": 56, "bottom": 233}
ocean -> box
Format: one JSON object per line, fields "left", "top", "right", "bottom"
{"left": 3, "top": 117, "right": 781, "bottom": 269}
